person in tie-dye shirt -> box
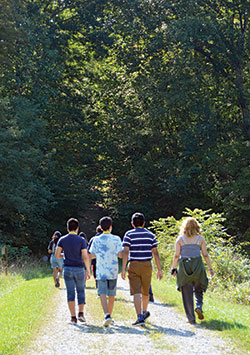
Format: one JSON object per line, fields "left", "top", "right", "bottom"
{"left": 89, "top": 216, "right": 123, "bottom": 327}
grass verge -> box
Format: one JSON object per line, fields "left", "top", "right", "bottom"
{"left": 0, "top": 264, "right": 56, "bottom": 355}
{"left": 151, "top": 276, "right": 250, "bottom": 353}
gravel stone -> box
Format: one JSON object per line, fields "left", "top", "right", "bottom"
{"left": 24, "top": 276, "right": 243, "bottom": 355}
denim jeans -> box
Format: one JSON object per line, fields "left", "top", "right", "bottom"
{"left": 63, "top": 266, "right": 86, "bottom": 304}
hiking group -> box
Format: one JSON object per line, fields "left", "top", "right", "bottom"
{"left": 48, "top": 212, "right": 214, "bottom": 327}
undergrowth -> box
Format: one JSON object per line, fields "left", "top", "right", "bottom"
{"left": 150, "top": 208, "right": 250, "bottom": 305}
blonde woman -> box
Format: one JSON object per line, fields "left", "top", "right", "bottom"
{"left": 171, "top": 217, "right": 214, "bottom": 324}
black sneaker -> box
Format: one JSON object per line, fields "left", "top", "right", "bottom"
{"left": 143, "top": 311, "right": 150, "bottom": 321}
{"left": 71, "top": 316, "right": 77, "bottom": 324}
{"left": 55, "top": 278, "right": 60, "bottom": 288}
{"left": 103, "top": 315, "right": 112, "bottom": 327}
{"left": 132, "top": 318, "right": 145, "bottom": 326}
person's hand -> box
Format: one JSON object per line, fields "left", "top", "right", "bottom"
{"left": 86, "top": 271, "right": 91, "bottom": 280}
{"left": 170, "top": 268, "right": 177, "bottom": 277}
{"left": 122, "top": 270, "right": 126, "bottom": 280}
{"left": 157, "top": 270, "right": 163, "bottom": 280}
{"left": 209, "top": 268, "right": 214, "bottom": 277}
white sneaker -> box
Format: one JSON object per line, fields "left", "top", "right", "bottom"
{"left": 78, "top": 313, "right": 86, "bottom": 322}
{"left": 103, "top": 316, "right": 112, "bottom": 327}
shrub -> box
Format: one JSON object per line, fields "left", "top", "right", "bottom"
{"left": 150, "top": 208, "right": 250, "bottom": 304}
{"left": 0, "top": 245, "right": 32, "bottom": 265}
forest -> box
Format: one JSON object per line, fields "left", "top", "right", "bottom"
{"left": 0, "top": 0, "right": 250, "bottom": 254}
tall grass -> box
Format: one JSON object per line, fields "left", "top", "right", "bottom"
{"left": 0, "top": 260, "right": 56, "bottom": 355}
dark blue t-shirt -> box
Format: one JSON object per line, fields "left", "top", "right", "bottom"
{"left": 57, "top": 233, "right": 87, "bottom": 267}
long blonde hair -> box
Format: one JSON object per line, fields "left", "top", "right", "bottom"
{"left": 180, "top": 217, "right": 200, "bottom": 238}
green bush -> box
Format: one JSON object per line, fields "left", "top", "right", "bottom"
{"left": 150, "top": 208, "right": 250, "bottom": 305}
{"left": 0, "top": 245, "right": 32, "bottom": 268}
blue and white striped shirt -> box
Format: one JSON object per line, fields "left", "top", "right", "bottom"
{"left": 122, "top": 227, "right": 158, "bottom": 261}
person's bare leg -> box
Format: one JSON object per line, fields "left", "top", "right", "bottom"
{"left": 68, "top": 301, "right": 76, "bottom": 316}
{"left": 134, "top": 293, "right": 142, "bottom": 315}
{"left": 53, "top": 268, "right": 57, "bottom": 284}
{"left": 108, "top": 296, "right": 115, "bottom": 316}
{"left": 58, "top": 268, "right": 62, "bottom": 279}
{"left": 100, "top": 294, "right": 109, "bottom": 314}
{"left": 142, "top": 294, "right": 149, "bottom": 313}
{"left": 78, "top": 304, "right": 84, "bottom": 313}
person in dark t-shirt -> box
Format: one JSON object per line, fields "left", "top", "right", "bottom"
{"left": 55, "top": 218, "right": 90, "bottom": 324}
{"left": 87, "top": 225, "right": 102, "bottom": 288}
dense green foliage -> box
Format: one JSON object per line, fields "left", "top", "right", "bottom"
{"left": 0, "top": 0, "right": 250, "bottom": 252}
{"left": 151, "top": 208, "right": 250, "bottom": 304}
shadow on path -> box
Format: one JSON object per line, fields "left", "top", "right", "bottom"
{"left": 201, "top": 319, "right": 247, "bottom": 331}
{"left": 151, "top": 301, "right": 176, "bottom": 308}
{"left": 146, "top": 323, "right": 195, "bottom": 337}
{"left": 117, "top": 286, "right": 130, "bottom": 292}
{"left": 71, "top": 323, "right": 195, "bottom": 338}
{"left": 115, "top": 297, "right": 133, "bottom": 304}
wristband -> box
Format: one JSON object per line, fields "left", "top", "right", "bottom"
{"left": 171, "top": 268, "right": 177, "bottom": 275}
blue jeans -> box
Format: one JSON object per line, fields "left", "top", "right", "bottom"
{"left": 63, "top": 267, "right": 86, "bottom": 304}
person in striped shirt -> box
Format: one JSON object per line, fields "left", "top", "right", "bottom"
{"left": 122, "top": 212, "right": 163, "bottom": 326}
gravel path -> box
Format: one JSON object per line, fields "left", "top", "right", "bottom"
{"left": 24, "top": 276, "right": 239, "bottom": 355}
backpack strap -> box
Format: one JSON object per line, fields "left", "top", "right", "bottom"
{"left": 196, "top": 235, "right": 201, "bottom": 245}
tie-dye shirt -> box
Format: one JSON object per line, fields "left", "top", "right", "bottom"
{"left": 89, "top": 233, "right": 123, "bottom": 280}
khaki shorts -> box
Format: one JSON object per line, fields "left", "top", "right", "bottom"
{"left": 128, "top": 260, "right": 152, "bottom": 296}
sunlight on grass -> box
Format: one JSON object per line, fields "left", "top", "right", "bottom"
{"left": 0, "top": 269, "right": 56, "bottom": 355}
{"left": 151, "top": 276, "right": 250, "bottom": 353}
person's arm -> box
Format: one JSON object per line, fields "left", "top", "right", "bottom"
{"left": 201, "top": 239, "right": 214, "bottom": 277}
{"left": 117, "top": 240, "right": 123, "bottom": 259}
{"left": 88, "top": 239, "right": 96, "bottom": 259}
{"left": 152, "top": 247, "right": 163, "bottom": 280}
{"left": 88, "top": 253, "right": 96, "bottom": 259}
{"left": 170, "top": 240, "right": 181, "bottom": 276}
{"left": 82, "top": 249, "right": 91, "bottom": 280}
{"left": 48, "top": 241, "right": 53, "bottom": 254}
{"left": 55, "top": 246, "right": 63, "bottom": 259}
{"left": 122, "top": 246, "right": 129, "bottom": 279}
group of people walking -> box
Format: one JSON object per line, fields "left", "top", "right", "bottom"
{"left": 48, "top": 213, "right": 214, "bottom": 326}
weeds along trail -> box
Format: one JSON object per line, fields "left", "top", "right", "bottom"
{"left": 23, "top": 277, "right": 235, "bottom": 355}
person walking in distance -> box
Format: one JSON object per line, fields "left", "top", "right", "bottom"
{"left": 170, "top": 217, "right": 214, "bottom": 324}
{"left": 55, "top": 218, "right": 90, "bottom": 324}
{"left": 122, "top": 212, "right": 163, "bottom": 326}
{"left": 87, "top": 225, "right": 102, "bottom": 288}
{"left": 89, "top": 217, "right": 123, "bottom": 327}
{"left": 48, "top": 231, "right": 63, "bottom": 287}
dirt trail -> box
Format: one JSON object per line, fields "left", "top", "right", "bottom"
{"left": 23, "top": 276, "right": 238, "bottom": 355}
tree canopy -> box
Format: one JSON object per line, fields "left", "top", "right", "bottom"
{"left": 0, "top": 0, "right": 249, "bottom": 252}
